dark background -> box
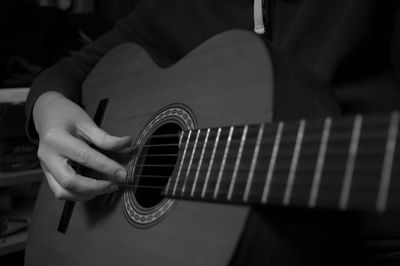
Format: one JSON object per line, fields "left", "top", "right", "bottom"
{"left": 0, "top": 1, "right": 141, "bottom": 265}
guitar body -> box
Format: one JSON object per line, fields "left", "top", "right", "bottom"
{"left": 26, "top": 31, "right": 276, "bottom": 266}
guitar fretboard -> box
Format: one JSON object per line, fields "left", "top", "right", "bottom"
{"left": 164, "top": 111, "right": 400, "bottom": 213}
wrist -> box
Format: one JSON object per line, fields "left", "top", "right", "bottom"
{"left": 33, "top": 91, "right": 66, "bottom": 134}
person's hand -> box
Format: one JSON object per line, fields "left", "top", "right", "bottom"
{"left": 33, "top": 91, "right": 132, "bottom": 201}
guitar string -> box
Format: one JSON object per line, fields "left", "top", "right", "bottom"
{"left": 115, "top": 178, "right": 390, "bottom": 201}
{"left": 119, "top": 164, "right": 391, "bottom": 180}
{"left": 112, "top": 185, "right": 387, "bottom": 212}
{"left": 116, "top": 174, "right": 390, "bottom": 189}
{"left": 128, "top": 118, "right": 392, "bottom": 141}
{"left": 116, "top": 175, "right": 389, "bottom": 188}
{"left": 106, "top": 149, "right": 391, "bottom": 159}
{"left": 113, "top": 168, "right": 394, "bottom": 206}
{"left": 110, "top": 129, "right": 390, "bottom": 150}
{"left": 86, "top": 158, "right": 393, "bottom": 182}
{"left": 91, "top": 143, "right": 396, "bottom": 176}
{"left": 114, "top": 185, "right": 392, "bottom": 211}
{"left": 85, "top": 126, "right": 395, "bottom": 193}
{"left": 117, "top": 148, "right": 395, "bottom": 190}
{"left": 103, "top": 132, "right": 395, "bottom": 159}
{"left": 103, "top": 148, "right": 396, "bottom": 165}
{"left": 101, "top": 117, "right": 396, "bottom": 206}
{"left": 129, "top": 159, "right": 389, "bottom": 169}
{"left": 109, "top": 124, "right": 390, "bottom": 138}
{"left": 113, "top": 165, "right": 395, "bottom": 192}
{"left": 102, "top": 112, "right": 393, "bottom": 158}
{"left": 114, "top": 165, "right": 388, "bottom": 181}
{"left": 109, "top": 122, "right": 390, "bottom": 149}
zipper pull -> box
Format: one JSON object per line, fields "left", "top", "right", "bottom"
{"left": 253, "top": 0, "right": 265, "bottom": 34}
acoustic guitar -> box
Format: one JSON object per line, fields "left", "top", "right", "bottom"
{"left": 26, "top": 30, "right": 399, "bottom": 265}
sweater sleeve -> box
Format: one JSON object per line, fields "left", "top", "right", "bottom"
{"left": 25, "top": 15, "right": 139, "bottom": 143}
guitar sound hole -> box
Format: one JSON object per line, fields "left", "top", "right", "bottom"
{"left": 134, "top": 123, "right": 181, "bottom": 209}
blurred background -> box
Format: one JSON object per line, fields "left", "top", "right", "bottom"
{"left": 0, "top": 1, "right": 141, "bottom": 264}
{"left": 0, "top": 0, "right": 143, "bottom": 88}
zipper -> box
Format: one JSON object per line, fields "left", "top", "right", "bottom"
{"left": 253, "top": 0, "right": 265, "bottom": 34}
{"left": 253, "top": 0, "right": 272, "bottom": 40}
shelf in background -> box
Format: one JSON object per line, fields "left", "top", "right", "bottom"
{"left": 0, "top": 169, "right": 43, "bottom": 188}
{"left": 0, "top": 229, "right": 27, "bottom": 256}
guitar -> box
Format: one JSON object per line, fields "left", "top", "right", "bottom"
{"left": 26, "top": 30, "right": 399, "bottom": 266}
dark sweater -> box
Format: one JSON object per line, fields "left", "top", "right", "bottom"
{"left": 25, "top": 0, "right": 400, "bottom": 264}
{"left": 26, "top": 0, "right": 400, "bottom": 138}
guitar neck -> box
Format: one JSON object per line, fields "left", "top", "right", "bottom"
{"left": 165, "top": 111, "right": 400, "bottom": 213}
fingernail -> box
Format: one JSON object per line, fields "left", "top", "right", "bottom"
{"left": 116, "top": 169, "right": 126, "bottom": 181}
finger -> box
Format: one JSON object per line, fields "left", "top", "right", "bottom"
{"left": 41, "top": 161, "right": 89, "bottom": 201}
{"left": 77, "top": 121, "right": 132, "bottom": 152}
{"left": 54, "top": 132, "right": 127, "bottom": 183}
{"left": 42, "top": 155, "right": 119, "bottom": 197}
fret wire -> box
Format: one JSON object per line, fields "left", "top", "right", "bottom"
{"left": 120, "top": 114, "right": 399, "bottom": 205}
{"left": 191, "top": 129, "right": 210, "bottom": 197}
{"left": 201, "top": 128, "right": 221, "bottom": 198}
{"left": 162, "top": 183, "right": 372, "bottom": 196}
{"left": 309, "top": 117, "right": 332, "bottom": 208}
{"left": 340, "top": 115, "right": 363, "bottom": 210}
{"left": 130, "top": 161, "right": 397, "bottom": 188}
{"left": 158, "top": 168, "right": 400, "bottom": 208}
{"left": 180, "top": 186, "right": 380, "bottom": 198}
{"left": 181, "top": 162, "right": 396, "bottom": 183}
{"left": 164, "top": 131, "right": 184, "bottom": 194}
{"left": 181, "top": 129, "right": 200, "bottom": 196}
{"left": 108, "top": 128, "right": 394, "bottom": 157}
{"left": 284, "top": 120, "right": 306, "bottom": 206}
{"left": 169, "top": 187, "right": 387, "bottom": 210}
{"left": 262, "top": 121, "right": 284, "bottom": 203}
{"left": 182, "top": 173, "right": 389, "bottom": 189}
{"left": 109, "top": 144, "right": 395, "bottom": 161}
{"left": 147, "top": 169, "right": 398, "bottom": 195}
{"left": 185, "top": 124, "right": 386, "bottom": 141}
{"left": 172, "top": 131, "right": 191, "bottom": 196}
{"left": 163, "top": 187, "right": 397, "bottom": 213}
{"left": 213, "top": 126, "right": 234, "bottom": 199}
{"left": 115, "top": 116, "right": 388, "bottom": 142}
{"left": 105, "top": 115, "right": 395, "bottom": 159}
{"left": 178, "top": 130, "right": 185, "bottom": 146}
{"left": 377, "top": 111, "right": 400, "bottom": 212}
{"left": 140, "top": 131, "right": 389, "bottom": 149}
{"left": 182, "top": 186, "right": 380, "bottom": 197}
{"left": 243, "top": 124, "right": 264, "bottom": 202}
{"left": 228, "top": 125, "right": 249, "bottom": 200}
{"left": 168, "top": 183, "right": 376, "bottom": 196}
{"left": 130, "top": 151, "right": 395, "bottom": 171}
